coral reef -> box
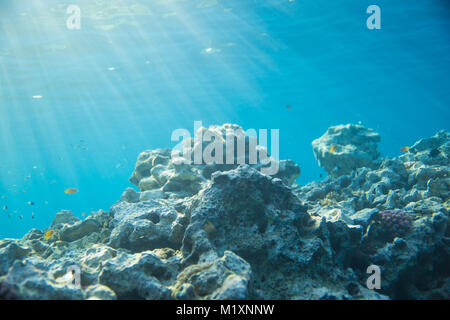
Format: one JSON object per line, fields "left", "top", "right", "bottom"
{"left": 128, "top": 124, "right": 300, "bottom": 198}
{"left": 0, "top": 279, "right": 17, "bottom": 300}
{"left": 378, "top": 210, "right": 412, "bottom": 237}
{"left": 0, "top": 123, "right": 448, "bottom": 300}
{"left": 312, "top": 124, "right": 381, "bottom": 177}
{"left": 298, "top": 129, "right": 450, "bottom": 299}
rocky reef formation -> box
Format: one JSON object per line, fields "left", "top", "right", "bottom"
{"left": 0, "top": 279, "right": 17, "bottom": 300}
{"left": 300, "top": 128, "right": 450, "bottom": 299}
{"left": 127, "top": 123, "right": 300, "bottom": 199}
{"left": 312, "top": 124, "right": 381, "bottom": 177}
{"left": 0, "top": 123, "right": 448, "bottom": 300}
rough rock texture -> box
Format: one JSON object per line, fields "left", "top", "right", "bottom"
{"left": 312, "top": 124, "right": 381, "bottom": 177}
{"left": 98, "top": 250, "right": 176, "bottom": 299}
{"left": 108, "top": 201, "right": 188, "bottom": 252}
{"left": 181, "top": 165, "right": 384, "bottom": 299}
{"left": 0, "top": 278, "right": 17, "bottom": 300}
{"left": 171, "top": 251, "right": 252, "bottom": 300}
{"left": 0, "top": 124, "right": 448, "bottom": 300}
{"left": 128, "top": 124, "right": 300, "bottom": 199}
{"left": 297, "top": 128, "right": 450, "bottom": 299}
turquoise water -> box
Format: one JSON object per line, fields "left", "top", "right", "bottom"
{"left": 0, "top": 0, "right": 449, "bottom": 238}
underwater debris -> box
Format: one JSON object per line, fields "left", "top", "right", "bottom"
{"left": 129, "top": 123, "right": 299, "bottom": 195}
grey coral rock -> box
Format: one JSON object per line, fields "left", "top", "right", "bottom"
{"left": 60, "top": 218, "right": 101, "bottom": 242}
{"left": 0, "top": 124, "right": 448, "bottom": 300}
{"left": 127, "top": 124, "right": 301, "bottom": 200}
{"left": 98, "top": 250, "right": 176, "bottom": 299}
{"left": 172, "top": 251, "right": 251, "bottom": 300}
{"left": 312, "top": 124, "right": 381, "bottom": 177}
{"left": 0, "top": 240, "right": 30, "bottom": 275}
{"left": 6, "top": 259, "right": 84, "bottom": 300}
{"left": 108, "top": 201, "right": 188, "bottom": 252}
{"left": 51, "top": 210, "right": 80, "bottom": 227}
{"left": 120, "top": 187, "right": 140, "bottom": 203}
{"left": 301, "top": 128, "right": 450, "bottom": 299}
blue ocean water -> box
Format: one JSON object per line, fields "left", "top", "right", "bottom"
{"left": 0, "top": 0, "right": 449, "bottom": 239}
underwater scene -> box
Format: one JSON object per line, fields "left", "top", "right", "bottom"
{"left": 0, "top": 0, "right": 449, "bottom": 301}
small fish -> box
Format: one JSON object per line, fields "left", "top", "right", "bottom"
{"left": 1, "top": 196, "right": 6, "bottom": 199}
{"left": 44, "top": 230, "right": 55, "bottom": 240}
{"left": 400, "top": 146, "right": 410, "bottom": 152}
{"left": 2, "top": 205, "right": 6, "bottom": 210}
{"left": 81, "top": 212, "right": 87, "bottom": 217}
{"left": 32, "top": 212, "right": 35, "bottom": 219}
{"left": 33, "top": 166, "right": 37, "bottom": 169}
{"left": 18, "top": 215, "right": 23, "bottom": 220}
{"left": 24, "top": 175, "right": 31, "bottom": 180}
{"left": 429, "top": 148, "right": 440, "bottom": 158}
{"left": 286, "top": 104, "right": 292, "bottom": 111}
{"left": 27, "top": 201, "right": 35, "bottom": 206}
{"left": 329, "top": 145, "right": 338, "bottom": 153}
{"left": 64, "top": 188, "right": 78, "bottom": 194}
